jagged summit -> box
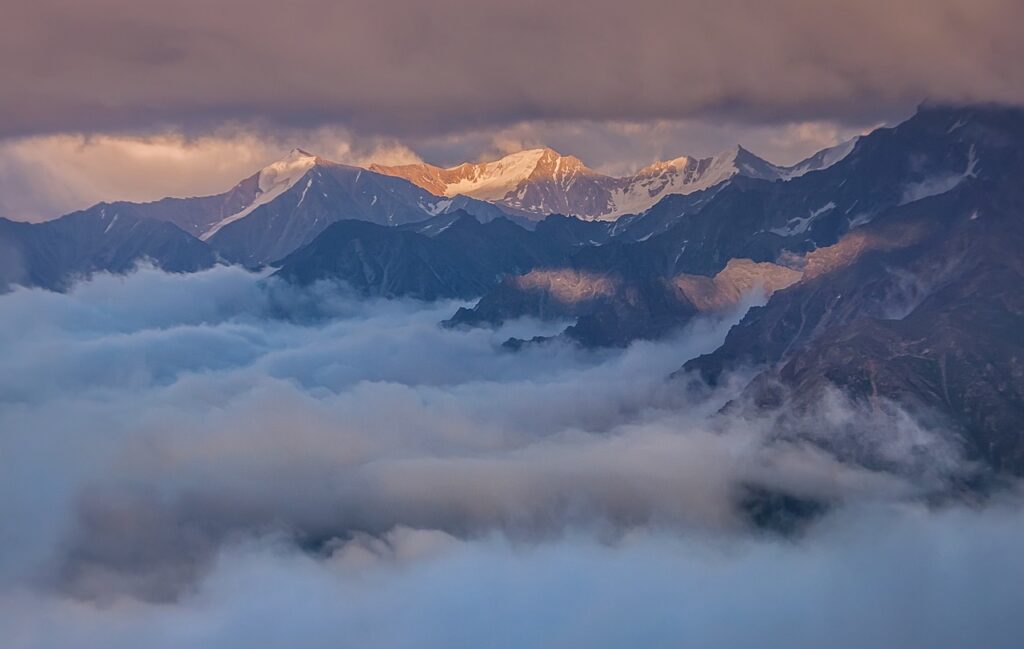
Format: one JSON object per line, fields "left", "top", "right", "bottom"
{"left": 12, "top": 130, "right": 864, "bottom": 277}
{"left": 200, "top": 148, "right": 321, "bottom": 240}
{"left": 371, "top": 141, "right": 853, "bottom": 220}
{"left": 635, "top": 156, "right": 692, "bottom": 176}
{"left": 370, "top": 147, "right": 596, "bottom": 205}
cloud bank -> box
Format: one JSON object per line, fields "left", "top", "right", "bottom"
{"left": 3, "top": 0, "right": 1023, "bottom": 139}
{"left": 0, "top": 266, "right": 1015, "bottom": 646}
{"left": 6, "top": 507, "right": 1024, "bottom": 648}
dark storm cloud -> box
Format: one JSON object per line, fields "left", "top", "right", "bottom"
{"left": 3, "top": 0, "right": 1023, "bottom": 138}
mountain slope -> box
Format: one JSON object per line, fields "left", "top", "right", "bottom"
{"left": 202, "top": 152, "right": 534, "bottom": 265}
{"left": 449, "top": 105, "right": 1024, "bottom": 354}
{"left": 373, "top": 148, "right": 616, "bottom": 218}
{"left": 449, "top": 258, "right": 800, "bottom": 348}
{"left": 580, "top": 105, "right": 1004, "bottom": 281}
{"left": 60, "top": 150, "right": 518, "bottom": 267}
{"left": 0, "top": 209, "right": 216, "bottom": 292}
{"left": 204, "top": 159, "right": 493, "bottom": 265}
{"left": 200, "top": 148, "right": 320, "bottom": 239}
{"left": 273, "top": 212, "right": 574, "bottom": 300}
{"left": 674, "top": 118, "right": 1024, "bottom": 474}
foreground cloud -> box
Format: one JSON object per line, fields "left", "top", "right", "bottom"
{"left": 5, "top": 506, "right": 1024, "bottom": 648}
{"left": 0, "top": 266, "right": 1010, "bottom": 646}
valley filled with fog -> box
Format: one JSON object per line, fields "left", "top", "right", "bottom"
{"left": 2, "top": 265, "right": 1022, "bottom": 648}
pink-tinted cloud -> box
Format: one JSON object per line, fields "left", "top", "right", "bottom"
{"left": 2, "top": 0, "right": 1022, "bottom": 138}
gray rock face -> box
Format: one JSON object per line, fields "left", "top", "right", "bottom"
{"left": 697, "top": 186, "right": 1024, "bottom": 475}
{"left": 273, "top": 212, "right": 574, "bottom": 300}
{"left": 52, "top": 150, "right": 522, "bottom": 268}
{"left": 677, "top": 107, "right": 1024, "bottom": 475}
{"left": 0, "top": 209, "right": 216, "bottom": 292}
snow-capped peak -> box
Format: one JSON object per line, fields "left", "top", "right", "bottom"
{"left": 201, "top": 149, "right": 319, "bottom": 240}
{"left": 442, "top": 149, "right": 545, "bottom": 199}
{"left": 601, "top": 147, "right": 775, "bottom": 219}
{"left": 371, "top": 139, "right": 858, "bottom": 221}
{"left": 256, "top": 149, "right": 319, "bottom": 192}
{"left": 710, "top": 145, "right": 783, "bottom": 179}
{"left": 635, "top": 156, "right": 692, "bottom": 176}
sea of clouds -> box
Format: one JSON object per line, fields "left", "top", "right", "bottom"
{"left": 1, "top": 265, "right": 1022, "bottom": 648}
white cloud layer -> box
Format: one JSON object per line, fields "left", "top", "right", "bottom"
{"left": 0, "top": 265, "right": 1016, "bottom": 647}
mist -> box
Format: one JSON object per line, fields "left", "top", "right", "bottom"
{"left": 5, "top": 504, "right": 1024, "bottom": 649}
{"left": 0, "top": 265, "right": 1018, "bottom": 647}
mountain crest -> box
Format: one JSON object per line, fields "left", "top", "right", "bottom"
{"left": 369, "top": 141, "right": 847, "bottom": 220}
{"left": 200, "top": 148, "right": 320, "bottom": 240}
{"left": 258, "top": 148, "right": 319, "bottom": 187}
{"left": 530, "top": 148, "right": 594, "bottom": 178}
{"left": 635, "top": 156, "right": 693, "bottom": 176}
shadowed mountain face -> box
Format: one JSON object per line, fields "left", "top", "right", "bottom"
{"left": 425, "top": 105, "right": 1024, "bottom": 476}
{"left": 0, "top": 209, "right": 216, "bottom": 292}
{"left": 273, "top": 213, "right": 573, "bottom": 300}
{"left": 58, "top": 150, "right": 521, "bottom": 268}
{"left": 671, "top": 190, "right": 1013, "bottom": 471}
{"left": 204, "top": 161, "right": 519, "bottom": 266}
{"left": 577, "top": 106, "right": 1002, "bottom": 278}
{"left": 0, "top": 126, "right": 856, "bottom": 291}
{"left": 682, "top": 177, "right": 1024, "bottom": 474}
{"left": 448, "top": 259, "right": 801, "bottom": 348}
{"left": 447, "top": 105, "right": 1024, "bottom": 347}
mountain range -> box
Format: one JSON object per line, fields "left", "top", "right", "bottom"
{"left": 0, "top": 136, "right": 852, "bottom": 289}
{"left": 372, "top": 141, "right": 855, "bottom": 220}
{"left": 2, "top": 104, "right": 1023, "bottom": 479}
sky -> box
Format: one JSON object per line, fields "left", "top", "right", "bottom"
{"left": 3, "top": 0, "right": 1023, "bottom": 220}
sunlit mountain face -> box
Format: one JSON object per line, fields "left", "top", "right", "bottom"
{"left": 3, "top": 1, "right": 1024, "bottom": 647}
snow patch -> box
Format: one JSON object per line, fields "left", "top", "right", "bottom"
{"left": 201, "top": 149, "right": 317, "bottom": 240}
{"left": 899, "top": 146, "right": 980, "bottom": 206}
{"left": 604, "top": 147, "right": 768, "bottom": 219}
{"left": 900, "top": 174, "right": 964, "bottom": 205}
{"left": 779, "top": 138, "right": 858, "bottom": 180}
{"left": 422, "top": 198, "right": 453, "bottom": 216}
{"left": 947, "top": 118, "right": 967, "bottom": 134}
{"left": 295, "top": 178, "right": 313, "bottom": 209}
{"left": 102, "top": 213, "right": 119, "bottom": 234}
{"left": 442, "top": 149, "right": 548, "bottom": 201}
{"left": 770, "top": 202, "right": 836, "bottom": 236}
{"left": 848, "top": 212, "right": 875, "bottom": 229}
